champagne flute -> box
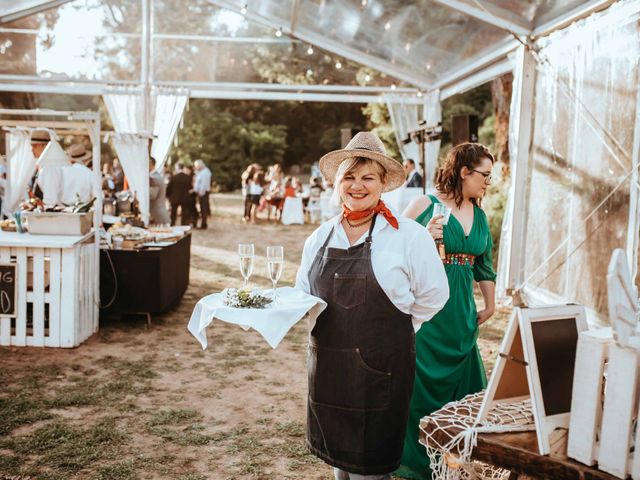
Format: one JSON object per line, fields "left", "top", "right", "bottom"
{"left": 432, "top": 203, "right": 451, "bottom": 260}
{"left": 238, "top": 243, "right": 255, "bottom": 287}
{"left": 266, "top": 246, "right": 284, "bottom": 304}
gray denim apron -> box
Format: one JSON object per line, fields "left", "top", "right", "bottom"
{"left": 306, "top": 216, "right": 416, "bottom": 475}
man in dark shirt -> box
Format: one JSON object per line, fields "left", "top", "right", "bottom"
{"left": 403, "top": 158, "right": 424, "bottom": 188}
{"left": 166, "top": 163, "right": 194, "bottom": 226}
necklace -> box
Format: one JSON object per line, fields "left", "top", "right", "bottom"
{"left": 345, "top": 215, "right": 373, "bottom": 228}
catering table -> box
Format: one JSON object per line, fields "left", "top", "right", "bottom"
{"left": 0, "top": 230, "right": 98, "bottom": 347}
{"left": 99, "top": 232, "right": 191, "bottom": 321}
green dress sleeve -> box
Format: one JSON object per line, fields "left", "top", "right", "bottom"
{"left": 473, "top": 215, "right": 497, "bottom": 283}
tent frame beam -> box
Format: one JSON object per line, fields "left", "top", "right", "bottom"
{"left": 0, "top": 0, "right": 74, "bottom": 24}
{"left": 433, "top": 0, "right": 532, "bottom": 36}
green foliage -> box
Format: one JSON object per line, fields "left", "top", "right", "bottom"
{"left": 172, "top": 102, "right": 287, "bottom": 192}
{"left": 483, "top": 178, "right": 508, "bottom": 265}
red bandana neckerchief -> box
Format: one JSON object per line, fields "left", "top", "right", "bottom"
{"left": 342, "top": 200, "right": 399, "bottom": 230}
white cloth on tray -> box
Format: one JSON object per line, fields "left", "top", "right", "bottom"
{"left": 187, "top": 286, "right": 326, "bottom": 349}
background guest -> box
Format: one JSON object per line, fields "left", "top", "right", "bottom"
{"left": 194, "top": 159, "right": 212, "bottom": 229}
{"left": 241, "top": 163, "right": 261, "bottom": 222}
{"left": 403, "top": 158, "right": 423, "bottom": 188}
{"left": 149, "top": 156, "right": 170, "bottom": 225}
{"left": 247, "top": 170, "right": 265, "bottom": 224}
{"left": 167, "top": 162, "right": 194, "bottom": 226}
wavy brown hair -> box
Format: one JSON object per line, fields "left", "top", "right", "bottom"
{"left": 435, "top": 143, "right": 495, "bottom": 208}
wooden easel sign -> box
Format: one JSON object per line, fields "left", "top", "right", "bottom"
{"left": 477, "top": 304, "right": 588, "bottom": 455}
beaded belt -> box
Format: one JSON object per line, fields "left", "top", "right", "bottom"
{"left": 443, "top": 253, "right": 476, "bottom": 266}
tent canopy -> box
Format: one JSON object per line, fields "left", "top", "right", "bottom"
{"left": 0, "top": 0, "right": 614, "bottom": 102}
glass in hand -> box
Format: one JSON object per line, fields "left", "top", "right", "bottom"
{"left": 266, "top": 246, "right": 284, "bottom": 304}
{"left": 238, "top": 243, "right": 255, "bottom": 287}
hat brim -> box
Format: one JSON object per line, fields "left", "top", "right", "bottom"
{"left": 319, "top": 149, "right": 405, "bottom": 192}
{"left": 70, "top": 152, "right": 92, "bottom": 163}
{"left": 31, "top": 139, "right": 49, "bottom": 145}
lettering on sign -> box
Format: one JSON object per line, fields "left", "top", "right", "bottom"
{"left": 0, "top": 263, "right": 17, "bottom": 317}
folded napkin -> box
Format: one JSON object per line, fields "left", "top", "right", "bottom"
{"left": 187, "top": 286, "right": 327, "bottom": 349}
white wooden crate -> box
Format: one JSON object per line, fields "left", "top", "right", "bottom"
{"left": 568, "top": 328, "right": 640, "bottom": 479}
{"left": 0, "top": 240, "right": 98, "bottom": 348}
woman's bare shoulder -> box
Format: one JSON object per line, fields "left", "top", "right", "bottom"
{"left": 402, "top": 195, "right": 432, "bottom": 219}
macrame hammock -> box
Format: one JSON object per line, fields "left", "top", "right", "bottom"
{"left": 420, "top": 391, "right": 535, "bottom": 480}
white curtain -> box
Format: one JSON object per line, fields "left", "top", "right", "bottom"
{"left": 104, "top": 87, "right": 188, "bottom": 224}
{"left": 384, "top": 94, "right": 421, "bottom": 164}
{"left": 5, "top": 130, "right": 37, "bottom": 214}
{"left": 423, "top": 90, "right": 442, "bottom": 189}
{"left": 103, "top": 91, "right": 146, "bottom": 134}
{"left": 151, "top": 89, "right": 188, "bottom": 173}
{"left": 112, "top": 133, "right": 150, "bottom": 225}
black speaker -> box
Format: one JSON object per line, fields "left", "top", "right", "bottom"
{"left": 340, "top": 128, "right": 360, "bottom": 148}
{"left": 451, "top": 114, "right": 479, "bottom": 146}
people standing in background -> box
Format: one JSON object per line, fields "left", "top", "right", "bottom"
{"left": 193, "top": 159, "right": 212, "bottom": 229}
{"left": 149, "top": 156, "right": 170, "bottom": 225}
{"left": 266, "top": 163, "right": 283, "bottom": 222}
{"left": 167, "top": 162, "right": 194, "bottom": 226}
{"left": 241, "top": 163, "right": 261, "bottom": 222}
{"left": 307, "top": 176, "right": 324, "bottom": 224}
{"left": 186, "top": 164, "right": 198, "bottom": 227}
{"left": 403, "top": 158, "right": 423, "bottom": 189}
{"left": 247, "top": 170, "right": 265, "bottom": 224}
{"left": 66, "top": 144, "right": 94, "bottom": 204}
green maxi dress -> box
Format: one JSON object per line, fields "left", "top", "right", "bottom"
{"left": 397, "top": 195, "right": 497, "bottom": 479}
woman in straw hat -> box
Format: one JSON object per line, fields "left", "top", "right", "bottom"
{"left": 397, "top": 143, "right": 497, "bottom": 479}
{"left": 296, "top": 131, "right": 449, "bottom": 479}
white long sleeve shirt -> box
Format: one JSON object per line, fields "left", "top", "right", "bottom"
{"left": 295, "top": 210, "right": 449, "bottom": 332}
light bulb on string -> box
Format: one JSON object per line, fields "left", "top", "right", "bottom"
{"left": 384, "top": 22, "right": 391, "bottom": 31}
{"left": 307, "top": 45, "right": 314, "bottom": 55}
{"left": 361, "top": 0, "right": 368, "bottom": 6}
{"left": 364, "top": 74, "right": 371, "bottom": 82}
{"left": 275, "top": 27, "right": 283, "bottom": 37}
{"left": 306, "top": 68, "right": 313, "bottom": 77}
{"left": 335, "top": 61, "right": 342, "bottom": 69}
{"left": 417, "top": 90, "right": 423, "bottom": 98}
{"left": 404, "top": 42, "right": 411, "bottom": 52}
{"left": 390, "top": 84, "right": 397, "bottom": 90}
{"left": 240, "top": 4, "right": 247, "bottom": 15}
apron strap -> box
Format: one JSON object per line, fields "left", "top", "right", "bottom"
{"left": 365, "top": 214, "right": 377, "bottom": 245}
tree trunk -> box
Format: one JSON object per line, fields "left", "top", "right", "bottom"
{"left": 491, "top": 73, "right": 513, "bottom": 177}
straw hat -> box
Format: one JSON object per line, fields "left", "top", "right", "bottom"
{"left": 319, "top": 131, "right": 405, "bottom": 192}
{"left": 30, "top": 130, "right": 50, "bottom": 144}
{"left": 68, "top": 144, "right": 92, "bottom": 164}
{"left": 37, "top": 140, "right": 70, "bottom": 168}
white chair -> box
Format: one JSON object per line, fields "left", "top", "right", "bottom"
{"left": 281, "top": 196, "right": 304, "bottom": 225}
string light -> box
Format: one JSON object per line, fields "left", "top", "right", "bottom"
{"left": 306, "top": 68, "right": 313, "bottom": 76}
{"left": 307, "top": 45, "right": 314, "bottom": 55}
{"left": 361, "top": 0, "right": 368, "bottom": 6}
{"left": 364, "top": 74, "right": 371, "bottom": 82}
{"left": 404, "top": 42, "right": 411, "bottom": 52}
{"left": 275, "top": 27, "right": 283, "bottom": 37}
{"left": 335, "top": 61, "right": 342, "bottom": 69}
{"left": 417, "top": 90, "right": 423, "bottom": 98}
{"left": 240, "top": 4, "right": 247, "bottom": 15}
{"left": 384, "top": 22, "right": 391, "bottom": 31}
{"left": 390, "top": 84, "right": 397, "bottom": 90}
{"left": 426, "top": 63, "right": 431, "bottom": 70}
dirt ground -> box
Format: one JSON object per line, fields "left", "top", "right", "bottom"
{"left": 0, "top": 193, "right": 510, "bottom": 479}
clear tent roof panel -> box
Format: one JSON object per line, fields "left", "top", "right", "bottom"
{"left": 233, "top": 0, "right": 513, "bottom": 84}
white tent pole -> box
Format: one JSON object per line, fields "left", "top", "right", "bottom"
{"left": 506, "top": 46, "right": 536, "bottom": 301}
{"left": 626, "top": 78, "right": 640, "bottom": 283}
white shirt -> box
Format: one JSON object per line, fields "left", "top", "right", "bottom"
{"left": 194, "top": 167, "right": 212, "bottom": 196}
{"left": 295, "top": 209, "right": 449, "bottom": 332}
{"left": 38, "top": 163, "right": 93, "bottom": 206}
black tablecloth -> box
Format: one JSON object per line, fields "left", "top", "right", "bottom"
{"left": 100, "top": 233, "right": 191, "bottom": 314}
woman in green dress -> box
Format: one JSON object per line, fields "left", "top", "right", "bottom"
{"left": 396, "top": 143, "right": 497, "bottom": 479}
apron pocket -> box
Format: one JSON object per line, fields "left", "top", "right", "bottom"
{"left": 308, "top": 344, "right": 391, "bottom": 411}
{"left": 332, "top": 273, "right": 366, "bottom": 310}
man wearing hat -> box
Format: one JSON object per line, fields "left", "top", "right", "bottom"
{"left": 29, "top": 130, "right": 51, "bottom": 199}
{"left": 295, "top": 131, "right": 449, "bottom": 479}
{"left": 30, "top": 130, "right": 50, "bottom": 159}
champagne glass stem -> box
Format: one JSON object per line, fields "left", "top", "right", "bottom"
{"left": 272, "top": 279, "right": 277, "bottom": 304}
